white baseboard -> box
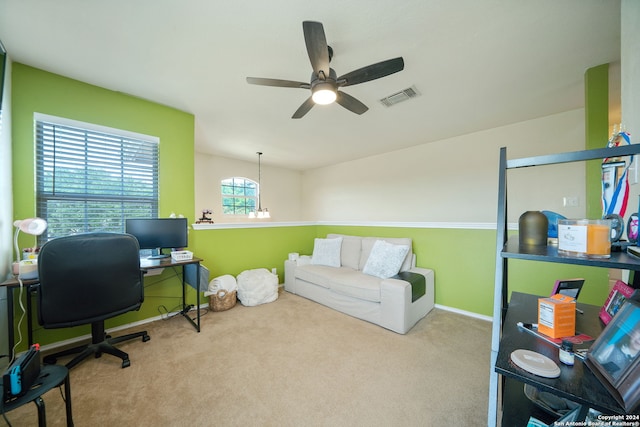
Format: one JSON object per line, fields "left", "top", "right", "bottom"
{"left": 435, "top": 304, "right": 492, "bottom": 322}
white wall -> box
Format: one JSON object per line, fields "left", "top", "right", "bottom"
{"left": 301, "top": 109, "right": 586, "bottom": 224}
{"left": 194, "top": 153, "right": 303, "bottom": 223}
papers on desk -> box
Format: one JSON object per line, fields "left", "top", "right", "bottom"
{"left": 139, "top": 257, "right": 164, "bottom": 275}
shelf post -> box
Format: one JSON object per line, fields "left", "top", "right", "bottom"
{"left": 488, "top": 146, "right": 509, "bottom": 427}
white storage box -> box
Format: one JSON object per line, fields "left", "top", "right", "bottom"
{"left": 171, "top": 250, "right": 193, "bottom": 261}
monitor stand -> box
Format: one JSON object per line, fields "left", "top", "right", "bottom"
{"left": 147, "top": 248, "right": 169, "bottom": 260}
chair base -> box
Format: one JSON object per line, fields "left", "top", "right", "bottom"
{"left": 43, "top": 322, "right": 150, "bottom": 369}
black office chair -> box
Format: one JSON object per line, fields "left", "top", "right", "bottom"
{"left": 36, "top": 232, "right": 150, "bottom": 369}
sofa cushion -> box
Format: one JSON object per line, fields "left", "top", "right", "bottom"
{"left": 311, "top": 237, "right": 342, "bottom": 267}
{"left": 295, "top": 264, "right": 352, "bottom": 289}
{"left": 360, "top": 237, "right": 413, "bottom": 272}
{"left": 362, "top": 240, "right": 410, "bottom": 279}
{"left": 327, "top": 234, "right": 361, "bottom": 270}
{"left": 330, "top": 270, "right": 382, "bottom": 303}
{"left": 294, "top": 265, "right": 382, "bottom": 303}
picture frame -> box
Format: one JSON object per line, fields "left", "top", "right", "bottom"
{"left": 628, "top": 213, "right": 639, "bottom": 244}
{"left": 602, "top": 162, "right": 627, "bottom": 216}
{"left": 599, "top": 280, "right": 636, "bottom": 325}
{"left": 550, "top": 278, "right": 585, "bottom": 299}
{"left": 586, "top": 299, "right": 640, "bottom": 412}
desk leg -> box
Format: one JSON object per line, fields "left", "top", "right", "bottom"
{"left": 180, "top": 264, "right": 200, "bottom": 332}
{"left": 196, "top": 263, "right": 201, "bottom": 332}
{"left": 181, "top": 267, "right": 186, "bottom": 312}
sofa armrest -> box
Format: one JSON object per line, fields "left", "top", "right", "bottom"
{"left": 380, "top": 267, "right": 435, "bottom": 334}
{"left": 284, "top": 256, "right": 311, "bottom": 293}
{"left": 284, "top": 259, "right": 297, "bottom": 293}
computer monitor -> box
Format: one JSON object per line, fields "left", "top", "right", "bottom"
{"left": 125, "top": 218, "right": 188, "bottom": 259}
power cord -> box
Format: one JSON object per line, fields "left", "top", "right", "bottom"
{"left": 8, "top": 279, "right": 27, "bottom": 367}
{"left": 157, "top": 303, "right": 188, "bottom": 320}
{"left": 57, "top": 385, "right": 66, "bottom": 404}
{"left": 191, "top": 306, "right": 210, "bottom": 321}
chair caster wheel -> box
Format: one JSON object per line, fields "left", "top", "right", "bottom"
{"left": 43, "top": 356, "right": 57, "bottom": 365}
{"left": 122, "top": 359, "right": 131, "bottom": 368}
{"left": 142, "top": 334, "right": 150, "bottom": 342}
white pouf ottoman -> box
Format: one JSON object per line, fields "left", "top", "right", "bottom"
{"left": 236, "top": 268, "right": 279, "bottom": 306}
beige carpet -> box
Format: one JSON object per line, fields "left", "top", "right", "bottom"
{"left": 5, "top": 291, "right": 491, "bottom": 426}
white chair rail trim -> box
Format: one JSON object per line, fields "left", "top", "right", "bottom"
{"left": 192, "top": 221, "right": 513, "bottom": 231}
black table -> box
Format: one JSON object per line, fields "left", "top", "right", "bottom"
{"left": 1, "top": 364, "right": 73, "bottom": 426}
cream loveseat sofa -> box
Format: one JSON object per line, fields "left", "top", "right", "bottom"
{"left": 284, "top": 234, "right": 435, "bottom": 334}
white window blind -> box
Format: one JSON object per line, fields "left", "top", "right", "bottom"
{"left": 35, "top": 116, "right": 159, "bottom": 242}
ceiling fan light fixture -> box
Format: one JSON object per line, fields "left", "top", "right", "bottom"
{"left": 312, "top": 85, "right": 337, "bottom": 105}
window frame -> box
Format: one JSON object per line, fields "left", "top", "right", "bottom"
{"left": 221, "top": 176, "right": 258, "bottom": 216}
{"left": 34, "top": 113, "right": 160, "bottom": 244}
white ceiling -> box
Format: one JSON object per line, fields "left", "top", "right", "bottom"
{"left": 0, "top": 0, "right": 621, "bottom": 170}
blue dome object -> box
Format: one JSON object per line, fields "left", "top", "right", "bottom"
{"left": 542, "top": 210, "right": 567, "bottom": 239}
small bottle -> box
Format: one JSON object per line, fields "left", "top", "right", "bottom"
{"left": 559, "top": 339, "right": 575, "bottom": 366}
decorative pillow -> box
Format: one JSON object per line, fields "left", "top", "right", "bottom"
{"left": 362, "top": 240, "right": 410, "bottom": 279}
{"left": 311, "top": 237, "right": 343, "bottom": 267}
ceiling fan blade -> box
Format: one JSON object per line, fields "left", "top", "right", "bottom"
{"left": 292, "top": 97, "right": 315, "bottom": 119}
{"left": 335, "top": 91, "right": 368, "bottom": 115}
{"left": 303, "top": 21, "right": 330, "bottom": 77}
{"left": 246, "top": 77, "right": 310, "bottom": 89}
{"left": 338, "top": 57, "right": 405, "bottom": 87}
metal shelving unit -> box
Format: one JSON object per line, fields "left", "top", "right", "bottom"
{"left": 488, "top": 144, "right": 640, "bottom": 426}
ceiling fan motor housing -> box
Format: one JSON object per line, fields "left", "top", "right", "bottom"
{"left": 310, "top": 68, "right": 337, "bottom": 88}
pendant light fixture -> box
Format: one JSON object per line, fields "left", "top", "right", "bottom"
{"left": 249, "top": 152, "right": 270, "bottom": 219}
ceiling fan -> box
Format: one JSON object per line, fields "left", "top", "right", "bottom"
{"left": 246, "top": 21, "right": 404, "bottom": 119}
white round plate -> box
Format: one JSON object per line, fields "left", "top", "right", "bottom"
{"left": 511, "top": 349, "right": 561, "bottom": 378}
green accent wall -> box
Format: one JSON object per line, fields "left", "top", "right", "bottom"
{"left": 189, "top": 226, "right": 318, "bottom": 281}
{"left": 10, "top": 63, "right": 196, "bottom": 348}
{"left": 585, "top": 64, "right": 609, "bottom": 218}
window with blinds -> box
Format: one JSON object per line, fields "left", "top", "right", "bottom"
{"left": 35, "top": 115, "right": 159, "bottom": 243}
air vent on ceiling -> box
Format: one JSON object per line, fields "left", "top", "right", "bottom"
{"left": 379, "top": 86, "right": 420, "bottom": 107}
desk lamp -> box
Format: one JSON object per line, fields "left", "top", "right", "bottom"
{"left": 13, "top": 218, "right": 47, "bottom": 275}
